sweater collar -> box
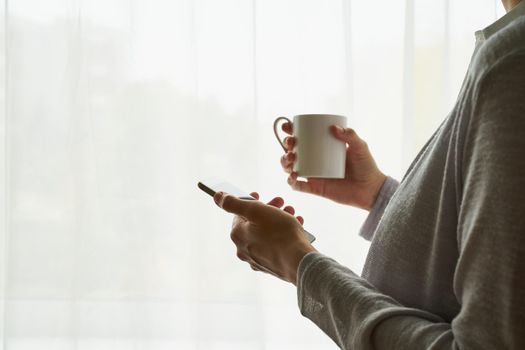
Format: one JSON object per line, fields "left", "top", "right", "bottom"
{"left": 475, "top": 1, "right": 525, "bottom": 43}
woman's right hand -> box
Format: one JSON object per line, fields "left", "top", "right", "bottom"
{"left": 280, "top": 122, "right": 386, "bottom": 211}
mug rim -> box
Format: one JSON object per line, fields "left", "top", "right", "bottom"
{"left": 294, "top": 113, "right": 346, "bottom": 118}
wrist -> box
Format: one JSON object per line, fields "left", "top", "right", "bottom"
{"left": 363, "top": 172, "right": 387, "bottom": 211}
{"left": 285, "top": 240, "right": 316, "bottom": 285}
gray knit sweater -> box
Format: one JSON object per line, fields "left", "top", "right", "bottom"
{"left": 297, "top": 9, "right": 525, "bottom": 350}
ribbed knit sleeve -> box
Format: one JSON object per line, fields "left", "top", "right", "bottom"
{"left": 358, "top": 176, "right": 399, "bottom": 241}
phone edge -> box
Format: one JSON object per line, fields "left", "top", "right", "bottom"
{"left": 197, "top": 182, "right": 216, "bottom": 197}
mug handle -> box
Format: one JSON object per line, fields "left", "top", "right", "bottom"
{"left": 273, "top": 116, "right": 292, "bottom": 153}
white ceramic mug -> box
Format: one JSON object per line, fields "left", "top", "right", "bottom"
{"left": 273, "top": 114, "right": 347, "bottom": 178}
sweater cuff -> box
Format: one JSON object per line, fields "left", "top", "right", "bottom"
{"left": 297, "top": 252, "right": 359, "bottom": 312}
{"left": 359, "top": 176, "right": 399, "bottom": 241}
{"left": 297, "top": 252, "right": 332, "bottom": 315}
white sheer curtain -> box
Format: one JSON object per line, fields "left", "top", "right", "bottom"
{"left": 0, "top": 0, "right": 501, "bottom": 349}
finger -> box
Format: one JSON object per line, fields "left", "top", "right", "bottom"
{"left": 236, "top": 250, "right": 249, "bottom": 262}
{"left": 282, "top": 121, "right": 293, "bottom": 135}
{"left": 231, "top": 215, "right": 245, "bottom": 229}
{"left": 215, "top": 192, "right": 259, "bottom": 220}
{"left": 249, "top": 257, "right": 281, "bottom": 279}
{"left": 267, "top": 196, "right": 284, "bottom": 208}
{"left": 284, "top": 137, "right": 295, "bottom": 151}
{"left": 283, "top": 205, "right": 295, "bottom": 215}
{"left": 256, "top": 266, "right": 281, "bottom": 279}
{"left": 280, "top": 152, "right": 295, "bottom": 174}
{"left": 230, "top": 224, "right": 244, "bottom": 244}
{"left": 330, "top": 125, "right": 367, "bottom": 151}
{"left": 249, "top": 192, "right": 260, "bottom": 200}
{"left": 287, "top": 172, "right": 316, "bottom": 194}
{"left": 297, "top": 216, "right": 304, "bottom": 225}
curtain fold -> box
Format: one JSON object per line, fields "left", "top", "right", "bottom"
{"left": 1, "top": 0, "right": 9, "bottom": 347}
{"left": 0, "top": 0, "right": 500, "bottom": 349}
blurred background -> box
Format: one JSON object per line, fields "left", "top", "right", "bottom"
{"left": 0, "top": 0, "right": 505, "bottom": 349}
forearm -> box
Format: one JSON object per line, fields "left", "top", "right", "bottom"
{"left": 297, "top": 253, "right": 453, "bottom": 350}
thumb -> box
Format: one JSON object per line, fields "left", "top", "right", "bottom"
{"left": 214, "top": 192, "right": 258, "bottom": 220}
{"left": 331, "top": 125, "right": 367, "bottom": 151}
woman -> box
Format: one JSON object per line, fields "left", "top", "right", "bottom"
{"left": 214, "top": 0, "right": 525, "bottom": 348}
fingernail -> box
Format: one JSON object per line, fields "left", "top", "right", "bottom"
{"left": 334, "top": 125, "right": 344, "bottom": 133}
{"left": 214, "top": 191, "right": 224, "bottom": 206}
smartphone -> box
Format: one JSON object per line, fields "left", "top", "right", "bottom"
{"left": 198, "top": 179, "right": 316, "bottom": 243}
{"left": 198, "top": 180, "right": 256, "bottom": 200}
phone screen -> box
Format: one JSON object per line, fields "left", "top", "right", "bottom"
{"left": 198, "top": 180, "right": 255, "bottom": 200}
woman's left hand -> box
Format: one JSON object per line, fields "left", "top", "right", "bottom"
{"left": 214, "top": 191, "right": 316, "bottom": 285}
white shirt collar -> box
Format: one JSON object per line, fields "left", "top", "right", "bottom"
{"left": 475, "top": 0, "right": 525, "bottom": 44}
